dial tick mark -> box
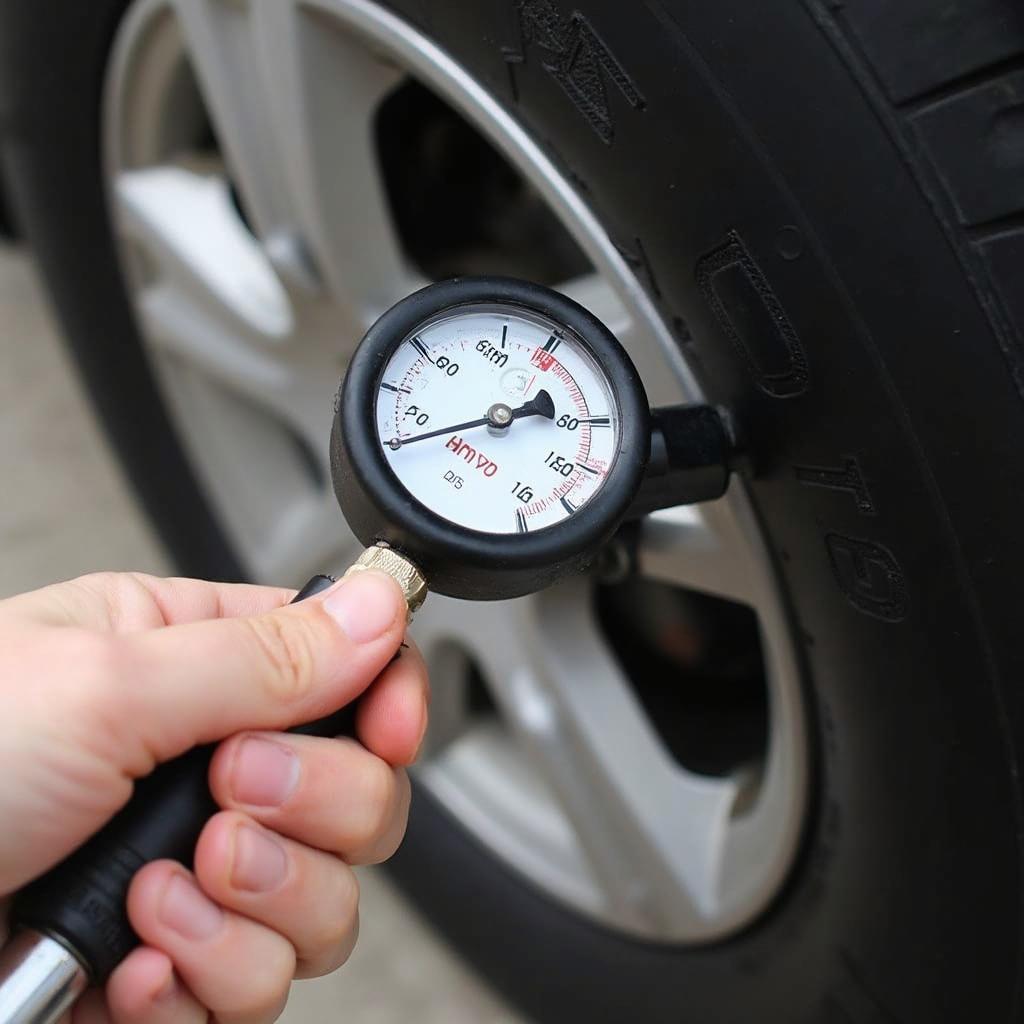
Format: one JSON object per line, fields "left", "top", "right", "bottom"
{"left": 542, "top": 333, "right": 562, "bottom": 354}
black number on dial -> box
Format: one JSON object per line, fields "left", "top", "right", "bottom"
{"left": 402, "top": 405, "right": 429, "bottom": 426}
{"left": 544, "top": 451, "right": 575, "bottom": 477}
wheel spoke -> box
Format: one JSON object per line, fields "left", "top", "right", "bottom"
{"left": 170, "top": 0, "right": 302, "bottom": 239}
{"left": 116, "top": 166, "right": 293, "bottom": 340}
{"left": 172, "top": 0, "right": 420, "bottom": 329}
{"left": 266, "top": 3, "right": 424, "bottom": 318}
{"left": 114, "top": 162, "right": 351, "bottom": 584}
{"left": 636, "top": 495, "right": 765, "bottom": 606}
{"left": 147, "top": 329, "right": 351, "bottom": 585}
{"left": 413, "top": 582, "right": 739, "bottom": 933}
{"left": 116, "top": 164, "right": 340, "bottom": 463}
{"left": 136, "top": 280, "right": 336, "bottom": 463}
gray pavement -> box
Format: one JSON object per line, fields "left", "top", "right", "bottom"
{"left": 0, "top": 244, "right": 519, "bottom": 1022}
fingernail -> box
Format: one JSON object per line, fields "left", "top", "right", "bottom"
{"left": 232, "top": 825, "right": 288, "bottom": 892}
{"left": 323, "top": 571, "right": 401, "bottom": 643}
{"left": 159, "top": 874, "right": 223, "bottom": 940}
{"left": 232, "top": 737, "right": 300, "bottom": 806}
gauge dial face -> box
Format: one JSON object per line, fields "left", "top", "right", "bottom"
{"left": 375, "top": 304, "right": 621, "bottom": 535}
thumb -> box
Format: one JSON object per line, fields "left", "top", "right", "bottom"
{"left": 108, "top": 570, "right": 406, "bottom": 773}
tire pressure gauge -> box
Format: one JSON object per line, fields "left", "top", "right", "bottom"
{"left": 332, "top": 277, "right": 651, "bottom": 599}
{"left": 0, "top": 276, "right": 737, "bottom": 1024}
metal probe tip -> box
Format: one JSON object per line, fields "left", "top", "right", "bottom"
{"left": 342, "top": 544, "right": 427, "bottom": 618}
{"left": 0, "top": 931, "right": 88, "bottom": 1024}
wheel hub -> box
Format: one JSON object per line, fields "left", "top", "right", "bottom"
{"left": 104, "top": 0, "right": 808, "bottom": 942}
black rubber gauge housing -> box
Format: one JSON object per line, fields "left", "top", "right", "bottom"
{"left": 331, "top": 277, "right": 650, "bottom": 600}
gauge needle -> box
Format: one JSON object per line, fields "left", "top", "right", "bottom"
{"left": 389, "top": 390, "right": 555, "bottom": 449}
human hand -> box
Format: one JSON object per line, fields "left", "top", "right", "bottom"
{"left": 0, "top": 569, "right": 428, "bottom": 1022}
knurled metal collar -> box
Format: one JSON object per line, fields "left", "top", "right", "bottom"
{"left": 342, "top": 543, "right": 428, "bottom": 619}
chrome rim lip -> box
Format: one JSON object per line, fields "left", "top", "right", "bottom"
{"left": 102, "top": 0, "right": 809, "bottom": 943}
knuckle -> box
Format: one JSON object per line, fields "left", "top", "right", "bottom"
{"left": 75, "top": 570, "right": 124, "bottom": 595}
{"left": 246, "top": 613, "right": 319, "bottom": 707}
{"left": 72, "top": 572, "right": 146, "bottom": 622}
{"left": 72, "top": 571, "right": 106, "bottom": 592}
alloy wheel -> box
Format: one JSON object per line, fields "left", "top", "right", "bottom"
{"left": 104, "top": 0, "right": 809, "bottom": 942}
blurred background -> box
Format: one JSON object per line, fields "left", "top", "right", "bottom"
{"left": 0, "top": 237, "right": 519, "bottom": 1023}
